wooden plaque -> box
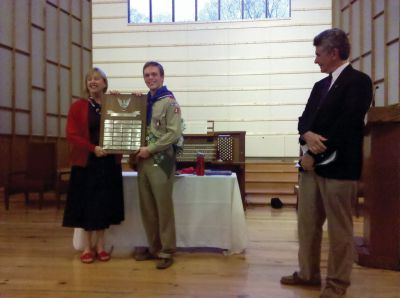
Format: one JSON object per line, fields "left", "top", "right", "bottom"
{"left": 100, "top": 94, "right": 147, "bottom": 154}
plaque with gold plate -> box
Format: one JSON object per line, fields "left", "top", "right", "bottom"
{"left": 99, "top": 94, "right": 147, "bottom": 154}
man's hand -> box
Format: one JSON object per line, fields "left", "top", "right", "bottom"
{"left": 303, "top": 131, "right": 327, "bottom": 154}
{"left": 137, "top": 147, "right": 151, "bottom": 159}
{"left": 132, "top": 91, "right": 143, "bottom": 97}
{"left": 94, "top": 146, "right": 107, "bottom": 157}
{"left": 300, "top": 154, "right": 315, "bottom": 171}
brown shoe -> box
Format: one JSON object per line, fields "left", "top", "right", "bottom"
{"left": 134, "top": 249, "right": 158, "bottom": 261}
{"left": 280, "top": 272, "right": 321, "bottom": 287}
{"left": 156, "top": 258, "right": 173, "bottom": 269}
{"left": 319, "top": 286, "right": 345, "bottom": 298}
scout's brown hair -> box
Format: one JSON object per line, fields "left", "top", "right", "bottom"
{"left": 143, "top": 61, "right": 164, "bottom": 77}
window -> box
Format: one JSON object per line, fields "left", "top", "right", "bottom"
{"left": 128, "top": 0, "right": 290, "bottom": 24}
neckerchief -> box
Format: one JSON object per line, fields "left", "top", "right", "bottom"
{"left": 146, "top": 86, "right": 174, "bottom": 126}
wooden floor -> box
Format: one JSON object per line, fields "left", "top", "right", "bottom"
{"left": 0, "top": 196, "right": 399, "bottom": 298}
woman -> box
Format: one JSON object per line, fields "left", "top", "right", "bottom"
{"left": 63, "top": 67, "right": 124, "bottom": 263}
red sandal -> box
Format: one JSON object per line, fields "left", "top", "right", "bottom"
{"left": 96, "top": 250, "right": 111, "bottom": 262}
{"left": 80, "top": 251, "right": 95, "bottom": 264}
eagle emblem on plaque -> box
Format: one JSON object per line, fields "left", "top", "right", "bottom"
{"left": 117, "top": 97, "right": 131, "bottom": 111}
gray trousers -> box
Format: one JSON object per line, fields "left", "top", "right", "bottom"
{"left": 297, "top": 171, "right": 357, "bottom": 291}
{"left": 138, "top": 158, "right": 176, "bottom": 259}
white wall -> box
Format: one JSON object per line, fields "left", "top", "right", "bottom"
{"left": 92, "top": 0, "right": 332, "bottom": 157}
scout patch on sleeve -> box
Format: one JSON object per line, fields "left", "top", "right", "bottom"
{"left": 168, "top": 98, "right": 181, "bottom": 114}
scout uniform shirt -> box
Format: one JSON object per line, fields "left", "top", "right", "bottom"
{"left": 146, "top": 95, "right": 182, "bottom": 176}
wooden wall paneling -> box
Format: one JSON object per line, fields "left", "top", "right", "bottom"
{"left": 60, "top": 68, "right": 70, "bottom": 118}
{"left": 15, "top": 112, "right": 29, "bottom": 135}
{"left": 15, "top": 53, "right": 30, "bottom": 111}
{"left": 0, "top": 48, "right": 13, "bottom": 108}
{"left": 383, "top": 0, "right": 389, "bottom": 107}
{"left": 82, "top": 0, "right": 92, "bottom": 51}
{"left": 59, "top": 0, "right": 70, "bottom": 12}
{"left": 46, "top": 115, "right": 58, "bottom": 137}
{"left": 350, "top": 0, "right": 361, "bottom": 61}
{"left": 71, "top": 0, "right": 81, "bottom": 18}
{"left": 31, "top": 0, "right": 45, "bottom": 28}
{"left": 340, "top": 1, "right": 350, "bottom": 34}
{"left": 31, "top": 28, "right": 45, "bottom": 89}
{"left": 362, "top": 0, "right": 372, "bottom": 54}
{"left": 83, "top": 49, "right": 92, "bottom": 79}
{"left": 10, "top": 0, "right": 16, "bottom": 174}
{"left": 31, "top": 90, "right": 45, "bottom": 136}
{"left": 0, "top": 136, "right": 11, "bottom": 185}
{"left": 387, "top": 0, "right": 400, "bottom": 41}
{"left": 373, "top": 16, "right": 385, "bottom": 106}
{"left": 46, "top": 63, "right": 58, "bottom": 115}
{"left": 0, "top": 111, "right": 12, "bottom": 135}
{"left": 46, "top": 5, "right": 58, "bottom": 66}
{"left": 43, "top": 2, "right": 48, "bottom": 138}
{"left": 387, "top": 43, "right": 399, "bottom": 105}
{"left": 68, "top": 0, "right": 72, "bottom": 109}
{"left": 374, "top": 0, "right": 385, "bottom": 14}
{"left": 0, "top": 0, "right": 13, "bottom": 47}
{"left": 28, "top": 0, "right": 32, "bottom": 137}
{"left": 71, "top": 45, "right": 82, "bottom": 97}
{"left": 59, "top": 12, "right": 70, "bottom": 68}
{"left": 15, "top": 0, "right": 30, "bottom": 53}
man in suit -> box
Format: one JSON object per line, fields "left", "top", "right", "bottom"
{"left": 280, "top": 29, "right": 372, "bottom": 298}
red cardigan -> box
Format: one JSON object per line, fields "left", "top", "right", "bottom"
{"left": 66, "top": 98, "right": 122, "bottom": 167}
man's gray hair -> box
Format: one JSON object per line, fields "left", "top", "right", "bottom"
{"left": 313, "top": 28, "right": 350, "bottom": 60}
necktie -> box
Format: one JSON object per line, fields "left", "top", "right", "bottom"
{"left": 321, "top": 73, "right": 332, "bottom": 99}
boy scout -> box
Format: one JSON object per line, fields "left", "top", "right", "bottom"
{"left": 134, "top": 61, "right": 182, "bottom": 269}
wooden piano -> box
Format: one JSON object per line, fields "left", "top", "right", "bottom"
{"left": 176, "top": 131, "right": 246, "bottom": 206}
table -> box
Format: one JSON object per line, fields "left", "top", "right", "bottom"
{"left": 73, "top": 172, "right": 247, "bottom": 255}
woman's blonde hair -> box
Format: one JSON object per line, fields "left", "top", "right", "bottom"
{"left": 83, "top": 67, "right": 108, "bottom": 97}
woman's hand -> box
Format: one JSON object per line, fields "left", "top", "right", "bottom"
{"left": 94, "top": 146, "right": 107, "bottom": 157}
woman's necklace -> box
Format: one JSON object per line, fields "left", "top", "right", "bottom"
{"left": 88, "top": 96, "right": 101, "bottom": 114}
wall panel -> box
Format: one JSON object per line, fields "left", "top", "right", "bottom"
{"left": 0, "top": 0, "right": 13, "bottom": 47}
{"left": 387, "top": 43, "right": 399, "bottom": 105}
{"left": 333, "top": 0, "right": 399, "bottom": 109}
{"left": 0, "top": 48, "right": 13, "bottom": 108}
{"left": 15, "top": 112, "right": 29, "bottom": 135}
{"left": 0, "top": 0, "right": 92, "bottom": 186}
{"left": 32, "top": 28, "right": 45, "bottom": 88}
{"left": 31, "top": 89, "right": 45, "bottom": 136}
{"left": 59, "top": 11, "right": 71, "bottom": 66}
{"left": 15, "top": 0, "right": 30, "bottom": 52}
{"left": 0, "top": 111, "right": 12, "bottom": 134}
{"left": 15, "top": 53, "right": 30, "bottom": 110}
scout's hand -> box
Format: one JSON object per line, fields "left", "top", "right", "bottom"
{"left": 300, "top": 154, "right": 314, "bottom": 171}
{"left": 137, "top": 147, "right": 151, "bottom": 159}
{"left": 303, "top": 131, "right": 327, "bottom": 154}
{"left": 128, "top": 152, "right": 138, "bottom": 170}
{"left": 132, "top": 91, "right": 143, "bottom": 97}
{"left": 94, "top": 146, "right": 107, "bottom": 157}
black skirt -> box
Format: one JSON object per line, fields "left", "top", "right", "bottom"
{"left": 63, "top": 154, "right": 124, "bottom": 231}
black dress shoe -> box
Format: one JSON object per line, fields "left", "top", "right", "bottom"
{"left": 134, "top": 249, "right": 158, "bottom": 261}
{"left": 280, "top": 272, "right": 321, "bottom": 286}
{"left": 156, "top": 258, "right": 173, "bottom": 269}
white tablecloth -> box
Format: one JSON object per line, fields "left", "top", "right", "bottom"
{"left": 73, "top": 172, "right": 247, "bottom": 255}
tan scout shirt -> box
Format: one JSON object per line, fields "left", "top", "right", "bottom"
{"left": 147, "top": 96, "right": 182, "bottom": 154}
